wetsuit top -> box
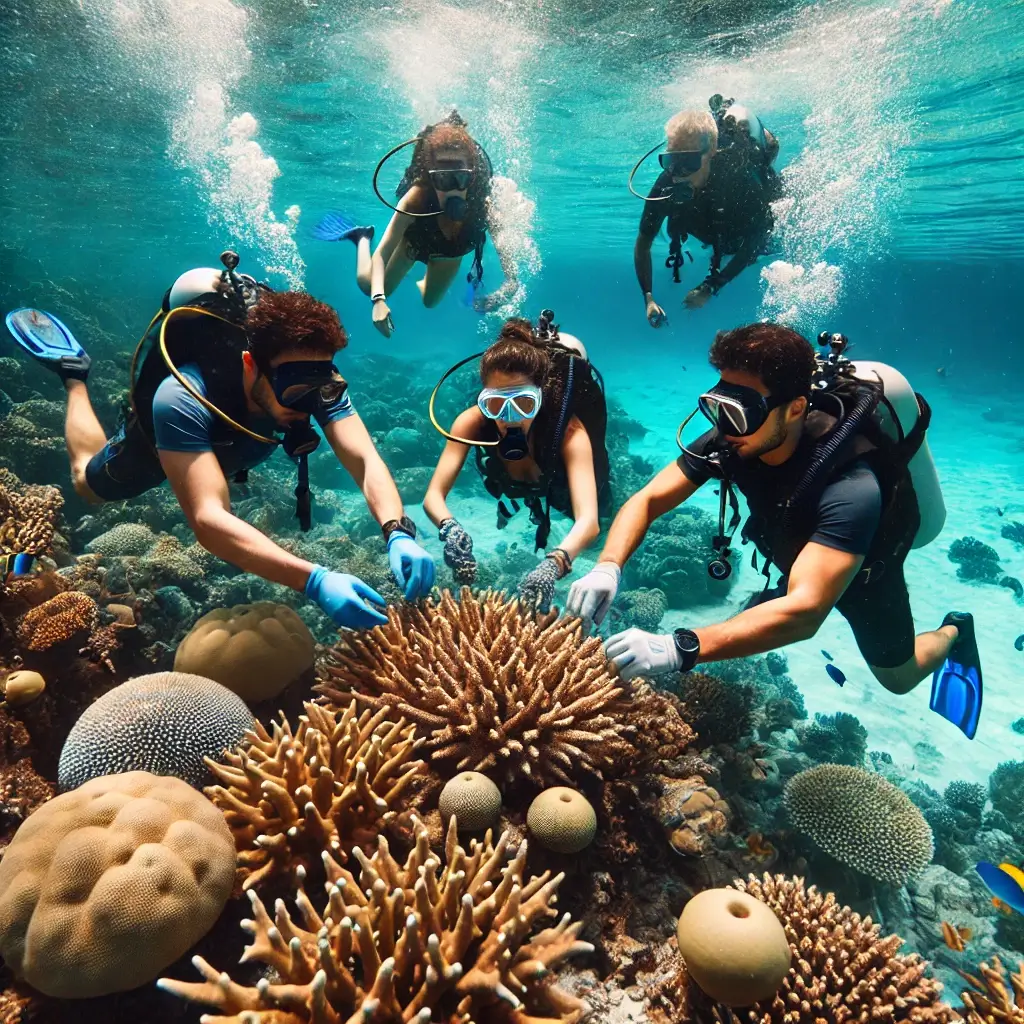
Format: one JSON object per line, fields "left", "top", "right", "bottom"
{"left": 152, "top": 363, "right": 354, "bottom": 480}
{"left": 678, "top": 427, "right": 883, "bottom": 574}
{"left": 403, "top": 192, "right": 487, "bottom": 263}
{"left": 639, "top": 160, "right": 778, "bottom": 287}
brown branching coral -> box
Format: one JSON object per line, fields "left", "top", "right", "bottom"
{"left": 158, "top": 815, "right": 592, "bottom": 1023}
{"left": 79, "top": 620, "right": 135, "bottom": 672}
{"left": 205, "top": 700, "right": 427, "bottom": 890}
{"left": 0, "top": 469, "right": 63, "bottom": 559}
{"left": 16, "top": 591, "right": 99, "bottom": 651}
{"left": 319, "top": 589, "right": 638, "bottom": 788}
{"left": 677, "top": 672, "right": 754, "bottom": 747}
{"left": 960, "top": 958, "right": 1024, "bottom": 1024}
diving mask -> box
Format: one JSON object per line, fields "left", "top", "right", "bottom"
{"left": 698, "top": 380, "right": 789, "bottom": 437}
{"left": 269, "top": 360, "right": 348, "bottom": 414}
{"left": 659, "top": 150, "right": 707, "bottom": 176}
{"left": 429, "top": 168, "right": 474, "bottom": 192}
{"left": 478, "top": 384, "right": 543, "bottom": 422}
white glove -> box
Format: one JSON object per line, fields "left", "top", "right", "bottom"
{"left": 604, "top": 628, "right": 682, "bottom": 681}
{"left": 566, "top": 561, "right": 621, "bottom": 626}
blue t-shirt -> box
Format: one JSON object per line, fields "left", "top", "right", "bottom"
{"left": 152, "top": 363, "right": 354, "bottom": 479}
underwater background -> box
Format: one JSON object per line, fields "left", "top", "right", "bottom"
{"left": 1, "top": 0, "right": 1023, "bottom": 1014}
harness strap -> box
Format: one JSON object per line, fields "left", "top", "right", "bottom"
{"left": 666, "top": 234, "right": 684, "bottom": 282}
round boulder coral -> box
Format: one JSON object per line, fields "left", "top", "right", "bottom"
{"left": 173, "top": 602, "right": 315, "bottom": 703}
{"left": 527, "top": 786, "right": 597, "bottom": 853}
{"left": 439, "top": 771, "right": 502, "bottom": 831}
{"left": 1, "top": 670, "right": 45, "bottom": 707}
{"left": 784, "top": 764, "right": 934, "bottom": 885}
{"left": 676, "top": 888, "right": 791, "bottom": 1006}
{"left": 84, "top": 522, "right": 155, "bottom": 557}
{"left": 58, "top": 671, "right": 254, "bottom": 791}
{"left": 0, "top": 771, "right": 235, "bottom": 999}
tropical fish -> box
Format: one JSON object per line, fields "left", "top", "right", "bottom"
{"left": 746, "top": 832, "right": 775, "bottom": 860}
{"left": 940, "top": 921, "right": 972, "bottom": 951}
{"left": 825, "top": 663, "right": 846, "bottom": 687}
{"left": 976, "top": 862, "right": 1024, "bottom": 914}
{"left": 1014, "top": 634, "right": 1024, "bottom": 652}
{"left": 821, "top": 649, "right": 834, "bottom": 662}
{"left": 993, "top": 897, "right": 1014, "bottom": 916}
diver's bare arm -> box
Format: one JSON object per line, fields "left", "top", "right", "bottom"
{"left": 423, "top": 407, "right": 481, "bottom": 528}
{"left": 370, "top": 202, "right": 415, "bottom": 296}
{"left": 558, "top": 422, "right": 600, "bottom": 560}
{"left": 693, "top": 542, "right": 863, "bottom": 662}
{"left": 633, "top": 232, "right": 656, "bottom": 298}
{"left": 599, "top": 460, "right": 700, "bottom": 568}
{"left": 324, "top": 414, "right": 404, "bottom": 526}
{"left": 158, "top": 448, "right": 313, "bottom": 591}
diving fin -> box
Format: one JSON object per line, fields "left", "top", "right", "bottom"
{"left": 929, "top": 611, "right": 982, "bottom": 739}
{"left": 5, "top": 308, "right": 91, "bottom": 382}
{"left": 311, "top": 212, "right": 375, "bottom": 244}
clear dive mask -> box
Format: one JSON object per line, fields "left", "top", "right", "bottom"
{"left": 477, "top": 384, "right": 543, "bottom": 422}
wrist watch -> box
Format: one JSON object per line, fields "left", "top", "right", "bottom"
{"left": 672, "top": 627, "right": 701, "bottom": 673}
{"left": 382, "top": 516, "right": 417, "bottom": 544}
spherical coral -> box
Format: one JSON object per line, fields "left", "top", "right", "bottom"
{"left": 84, "top": 522, "right": 155, "bottom": 557}
{"left": 319, "top": 589, "right": 640, "bottom": 788}
{"left": 0, "top": 770, "right": 235, "bottom": 999}
{"left": 676, "top": 888, "right": 791, "bottom": 1006}
{"left": 528, "top": 787, "right": 598, "bottom": 854}
{"left": 17, "top": 590, "right": 98, "bottom": 651}
{"left": 174, "top": 601, "right": 315, "bottom": 703}
{"left": 159, "top": 815, "right": 593, "bottom": 1023}
{"left": 1, "top": 670, "right": 45, "bottom": 707}
{"left": 784, "top": 764, "right": 934, "bottom": 885}
{"left": 439, "top": 771, "right": 502, "bottom": 832}
{"left": 57, "top": 671, "right": 254, "bottom": 791}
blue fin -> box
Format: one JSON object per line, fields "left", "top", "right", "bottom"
{"left": 311, "top": 212, "right": 375, "bottom": 244}
{"left": 5, "top": 308, "right": 91, "bottom": 381}
{"left": 929, "top": 611, "right": 982, "bottom": 739}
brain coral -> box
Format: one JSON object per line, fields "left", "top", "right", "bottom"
{"left": 319, "top": 588, "right": 639, "bottom": 788}
{"left": 784, "top": 764, "right": 934, "bottom": 885}
{"left": 83, "top": 522, "right": 155, "bottom": 557}
{"left": 174, "top": 601, "right": 315, "bottom": 703}
{"left": 159, "top": 815, "right": 592, "bottom": 1023}
{"left": 17, "top": 590, "right": 98, "bottom": 651}
{"left": 0, "top": 771, "right": 235, "bottom": 999}
{"left": 58, "top": 671, "right": 255, "bottom": 791}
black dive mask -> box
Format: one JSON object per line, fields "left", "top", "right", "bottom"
{"left": 443, "top": 194, "right": 469, "bottom": 220}
{"left": 671, "top": 180, "right": 695, "bottom": 203}
{"left": 269, "top": 360, "right": 348, "bottom": 415}
{"left": 497, "top": 426, "right": 529, "bottom": 461}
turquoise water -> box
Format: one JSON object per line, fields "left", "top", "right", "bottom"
{"left": 2, "top": 0, "right": 1023, "bottom": 972}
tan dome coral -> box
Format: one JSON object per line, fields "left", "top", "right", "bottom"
{"left": 439, "top": 770, "right": 502, "bottom": 831}
{"left": 0, "top": 770, "right": 235, "bottom": 999}
{"left": 159, "top": 814, "right": 593, "bottom": 1023}
{"left": 17, "top": 590, "right": 98, "bottom": 651}
{"left": 319, "top": 588, "right": 640, "bottom": 787}
{"left": 784, "top": 764, "right": 934, "bottom": 885}
{"left": 528, "top": 787, "right": 598, "bottom": 854}
{"left": 204, "top": 699, "right": 426, "bottom": 889}
{"left": 174, "top": 601, "right": 315, "bottom": 702}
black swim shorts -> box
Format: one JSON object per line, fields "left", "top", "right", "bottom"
{"left": 84, "top": 414, "right": 166, "bottom": 503}
{"left": 835, "top": 560, "right": 916, "bottom": 669}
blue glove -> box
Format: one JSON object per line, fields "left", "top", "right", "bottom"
{"left": 305, "top": 565, "right": 387, "bottom": 629}
{"left": 387, "top": 532, "right": 436, "bottom": 601}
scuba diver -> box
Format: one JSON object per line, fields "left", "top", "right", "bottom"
{"left": 314, "top": 111, "right": 520, "bottom": 338}
{"left": 3, "top": 252, "right": 435, "bottom": 628}
{"left": 423, "top": 311, "right": 610, "bottom": 612}
{"left": 568, "top": 323, "right": 985, "bottom": 740}
{"left": 631, "top": 97, "right": 782, "bottom": 328}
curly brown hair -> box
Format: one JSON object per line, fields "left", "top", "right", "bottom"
{"left": 708, "top": 323, "right": 816, "bottom": 401}
{"left": 479, "top": 318, "right": 550, "bottom": 385}
{"left": 246, "top": 291, "right": 347, "bottom": 371}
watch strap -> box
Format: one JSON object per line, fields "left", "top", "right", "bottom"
{"left": 382, "top": 516, "right": 417, "bottom": 544}
{"left": 672, "top": 627, "right": 701, "bottom": 673}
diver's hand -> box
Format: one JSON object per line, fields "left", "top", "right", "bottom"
{"left": 517, "top": 557, "right": 563, "bottom": 614}
{"left": 646, "top": 297, "right": 668, "bottom": 328}
{"left": 387, "top": 532, "right": 436, "bottom": 601}
{"left": 372, "top": 297, "right": 394, "bottom": 337}
{"left": 566, "top": 561, "right": 621, "bottom": 627}
{"left": 474, "top": 282, "right": 515, "bottom": 313}
{"left": 684, "top": 282, "right": 713, "bottom": 309}
{"left": 305, "top": 565, "right": 388, "bottom": 629}
{"left": 439, "top": 518, "right": 477, "bottom": 585}
{"left": 604, "top": 628, "right": 682, "bottom": 681}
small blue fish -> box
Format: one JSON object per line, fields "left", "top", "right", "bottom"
{"left": 821, "top": 649, "right": 834, "bottom": 662}
{"left": 825, "top": 663, "right": 846, "bottom": 687}
{"left": 1015, "top": 634, "right": 1024, "bottom": 652}
{"left": 976, "top": 862, "right": 1024, "bottom": 915}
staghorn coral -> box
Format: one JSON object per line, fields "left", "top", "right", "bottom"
{"left": 16, "top": 590, "right": 98, "bottom": 651}
{"left": 319, "top": 589, "right": 638, "bottom": 788}
{"left": 959, "top": 958, "right": 1024, "bottom": 1024}
{"left": 158, "top": 814, "right": 592, "bottom": 1023}
{"left": 0, "top": 469, "right": 63, "bottom": 558}
{"left": 785, "top": 764, "right": 934, "bottom": 885}
{"left": 204, "top": 699, "right": 426, "bottom": 889}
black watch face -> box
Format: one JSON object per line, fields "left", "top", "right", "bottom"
{"left": 675, "top": 629, "right": 699, "bottom": 654}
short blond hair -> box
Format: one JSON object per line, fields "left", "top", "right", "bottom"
{"left": 665, "top": 109, "right": 718, "bottom": 151}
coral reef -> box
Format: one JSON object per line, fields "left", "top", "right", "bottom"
{"left": 0, "top": 469, "right": 64, "bottom": 559}
{"left": 959, "top": 958, "right": 1024, "bottom": 1024}
{"left": 1002, "top": 521, "right": 1024, "bottom": 548}
{"left": 615, "top": 587, "right": 668, "bottom": 631}
{"left": 946, "top": 780, "right": 988, "bottom": 823}
{"left": 438, "top": 770, "right": 502, "bottom": 832}
{"left": 674, "top": 672, "right": 754, "bottom": 747}
{"left": 17, "top": 591, "right": 97, "bottom": 651}
{"left": 84, "top": 522, "right": 156, "bottom": 557}
{"left": 57, "top": 671, "right": 255, "bottom": 790}
{"left": 948, "top": 537, "right": 1022, "bottom": 596}
{"left": 158, "top": 815, "right": 593, "bottom": 1023}
{"left": 785, "top": 764, "right": 934, "bottom": 885}
{"left": 528, "top": 786, "right": 598, "bottom": 854}
{"left": 0, "top": 771, "right": 234, "bottom": 999}
{"left": 989, "top": 761, "right": 1024, "bottom": 840}
{"left": 204, "top": 699, "right": 426, "bottom": 889}
{"left": 319, "top": 589, "right": 640, "bottom": 788}
{"left": 796, "top": 711, "right": 869, "bottom": 767}
{"left": 655, "top": 776, "right": 731, "bottom": 857}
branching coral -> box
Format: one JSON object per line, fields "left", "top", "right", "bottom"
{"left": 319, "top": 589, "right": 638, "bottom": 788}
{"left": 0, "top": 469, "right": 63, "bottom": 558}
{"left": 16, "top": 590, "right": 98, "bottom": 651}
{"left": 205, "top": 700, "right": 426, "bottom": 889}
{"left": 676, "top": 672, "right": 753, "bottom": 747}
{"left": 959, "top": 958, "right": 1024, "bottom": 1024}
{"left": 158, "top": 815, "right": 592, "bottom": 1023}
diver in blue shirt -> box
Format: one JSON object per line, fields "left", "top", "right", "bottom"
{"left": 4, "top": 253, "right": 435, "bottom": 628}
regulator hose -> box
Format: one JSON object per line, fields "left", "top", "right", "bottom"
{"left": 781, "top": 385, "right": 881, "bottom": 534}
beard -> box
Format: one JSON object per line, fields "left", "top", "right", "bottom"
{"left": 735, "top": 411, "right": 788, "bottom": 460}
